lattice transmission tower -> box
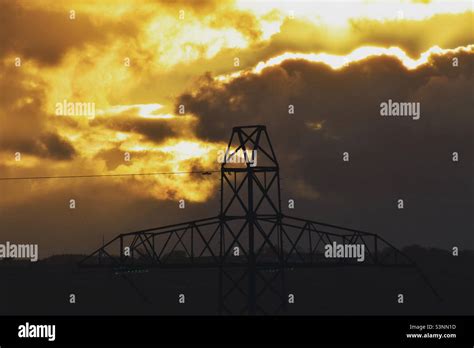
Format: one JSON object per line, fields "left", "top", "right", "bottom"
{"left": 80, "top": 125, "right": 438, "bottom": 315}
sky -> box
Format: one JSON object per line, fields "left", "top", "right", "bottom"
{"left": 0, "top": 0, "right": 473, "bottom": 256}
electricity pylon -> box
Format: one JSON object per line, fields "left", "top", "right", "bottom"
{"left": 80, "top": 125, "right": 439, "bottom": 315}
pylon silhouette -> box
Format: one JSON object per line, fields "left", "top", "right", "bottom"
{"left": 80, "top": 125, "right": 439, "bottom": 315}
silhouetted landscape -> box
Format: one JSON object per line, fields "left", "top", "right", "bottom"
{"left": 1, "top": 245, "right": 472, "bottom": 316}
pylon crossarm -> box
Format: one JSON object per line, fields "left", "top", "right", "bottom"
{"left": 120, "top": 216, "right": 219, "bottom": 237}
{"left": 255, "top": 215, "right": 415, "bottom": 267}
{"left": 283, "top": 215, "right": 374, "bottom": 236}
{"left": 79, "top": 234, "right": 123, "bottom": 266}
{"left": 79, "top": 216, "right": 222, "bottom": 268}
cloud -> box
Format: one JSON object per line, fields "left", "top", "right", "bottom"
{"left": 152, "top": 0, "right": 228, "bottom": 14}
{"left": 348, "top": 12, "right": 474, "bottom": 57}
{"left": 37, "top": 132, "right": 77, "bottom": 160}
{"left": 90, "top": 114, "right": 187, "bottom": 144}
{"left": 2, "top": 132, "right": 77, "bottom": 161}
{"left": 256, "top": 11, "right": 474, "bottom": 61}
{"left": 176, "top": 48, "right": 474, "bottom": 247}
{"left": 0, "top": 1, "right": 138, "bottom": 65}
{"left": 0, "top": 61, "right": 77, "bottom": 161}
{"left": 208, "top": 7, "right": 263, "bottom": 41}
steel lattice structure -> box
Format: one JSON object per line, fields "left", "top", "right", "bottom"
{"left": 80, "top": 125, "right": 438, "bottom": 315}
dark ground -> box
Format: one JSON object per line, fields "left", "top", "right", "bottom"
{"left": 0, "top": 246, "right": 472, "bottom": 316}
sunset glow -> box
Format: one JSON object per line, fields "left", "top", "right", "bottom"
{"left": 1, "top": 0, "right": 472, "bottom": 205}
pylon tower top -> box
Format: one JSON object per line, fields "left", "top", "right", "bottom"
{"left": 220, "top": 125, "right": 282, "bottom": 218}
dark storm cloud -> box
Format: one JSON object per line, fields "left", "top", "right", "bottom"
{"left": 0, "top": 2, "right": 138, "bottom": 65}
{"left": 1, "top": 132, "right": 76, "bottom": 161}
{"left": 177, "top": 50, "right": 474, "bottom": 247}
{"left": 38, "top": 132, "right": 76, "bottom": 160}
{"left": 90, "top": 115, "right": 184, "bottom": 144}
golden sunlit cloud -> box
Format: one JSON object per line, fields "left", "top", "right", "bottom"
{"left": 96, "top": 104, "right": 176, "bottom": 119}
{"left": 216, "top": 44, "right": 474, "bottom": 82}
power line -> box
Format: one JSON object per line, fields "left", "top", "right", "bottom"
{"left": 0, "top": 170, "right": 220, "bottom": 181}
